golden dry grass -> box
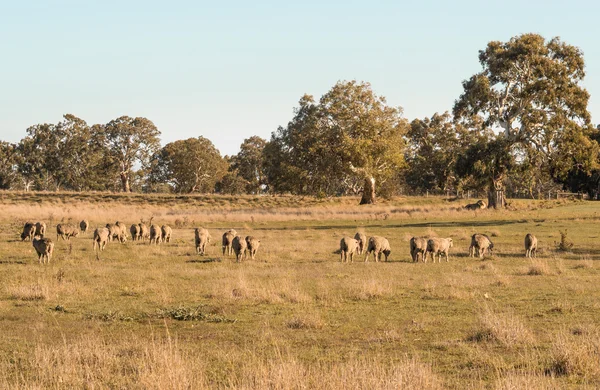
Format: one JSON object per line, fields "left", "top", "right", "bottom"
{"left": 1, "top": 193, "right": 600, "bottom": 388}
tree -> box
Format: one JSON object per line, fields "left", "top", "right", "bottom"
{"left": 103, "top": 116, "right": 161, "bottom": 192}
{"left": 405, "top": 112, "right": 491, "bottom": 194}
{"left": 230, "top": 136, "right": 267, "bottom": 194}
{"left": 266, "top": 81, "right": 407, "bottom": 203}
{"left": 150, "top": 137, "right": 227, "bottom": 193}
{"left": 0, "top": 142, "right": 19, "bottom": 189}
{"left": 453, "top": 33, "right": 597, "bottom": 208}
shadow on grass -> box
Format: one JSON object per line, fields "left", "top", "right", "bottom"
{"left": 187, "top": 257, "right": 221, "bottom": 264}
{"left": 0, "top": 259, "right": 27, "bottom": 264}
{"left": 253, "top": 219, "right": 529, "bottom": 231}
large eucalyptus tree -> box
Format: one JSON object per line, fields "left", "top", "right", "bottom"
{"left": 453, "top": 33, "right": 598, "bottom": 207}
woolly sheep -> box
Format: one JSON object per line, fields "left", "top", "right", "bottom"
{"left": 409, "top": 236, "right": 428, "bottom": 262}
{"left": 246, "top": 236, "right": 260, "bottom": 260}
{"left": 161, "top": 225, "right": 172, "bottom": 243}
{"left": 525, "top": 233, "right": 538, "bottom": 258}
{"left": 469, "top": 234, "right": 494, "bottom": 258}
{"left": 56, "top": 224, "right": 79, "bottom": 241}
{"left": 340, "top": 237, "right": 359, "bottom": 263}
{"left": 195, "top": 228, "right": 211, "bottom": 255}
{"left": 130, "top": 224, "right": 141, "bottom": 241}
{"left": 21, "top": 222, "right": 35, "bottom": 241}
{"left": 34, "top": 222, "right": 46, "bottom": 238}
{"left": 80, "top": 220, "right": 89, "bottom": 234}
{"left": 222, "top": 230, "right": 235, "bottom": 256}
{"left": 364, "top": 236, "right": 391, "bottom": 262}
{"left": 232, "top": 235, "right": 247, "bottom": 262}
{"left": 93, "top": 227, "right": 109, "bottom": 253}
{"left": 354, "top": 232, "right": 367, "bottom": 255}
{"left": 32, "top": 237, "right": 54, "bottom": 264}
{"left": 149, "top": 224, "right": 162, "bottom": 245}
{"left": 425, "top": 238, "right": 453, "bottom": 263}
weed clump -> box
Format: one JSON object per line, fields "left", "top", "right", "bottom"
{"left": 555, "top": 230, "right": 574, "bottom": 252}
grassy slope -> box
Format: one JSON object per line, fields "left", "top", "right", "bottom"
{"left": 0, "top": 194, "right": 599, "bottom": 388}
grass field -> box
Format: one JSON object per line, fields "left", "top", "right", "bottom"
{"left": 1, "top": 193, "right": 600, "bottom": 389}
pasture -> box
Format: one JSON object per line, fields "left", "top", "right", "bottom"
{"left": 1, "top": 193, "right": 599, "bottom": 389}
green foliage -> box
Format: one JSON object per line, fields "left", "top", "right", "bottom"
{"left": 230, "top": 136, "right": 267, "bottom": 194}
{"left": 0, "top": 142, "right": 19, "bottom": 190}
{"left": 265, "top": 81, "right": 407, "bottom": 200}
{"left": 405, "top": 112, "right": 490, "bottom": 193}
{"left": 453, "top": 34, "right": 598, "bottom": 203}
{"left": 216, "top": 171, "right": 249, "bottom": 195}
{"left": 150, "top": 137, "right": 227, "bottom": 193}
{"left": 104, "top": 116, "right": 161, "bottom": 192}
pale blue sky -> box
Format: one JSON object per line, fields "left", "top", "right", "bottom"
{"left": 1, "top": 0, "right": 599, "bottom": 156}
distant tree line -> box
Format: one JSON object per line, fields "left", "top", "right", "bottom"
{"left": 1, "top": 33, "right": 600, "bottom": 207}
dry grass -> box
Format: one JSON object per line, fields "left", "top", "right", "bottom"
{"left": 1, "top": 194, "right": 600, "bottom": 388}
{"left": 547, "top": 328, "right": 600, "bottom": 380}
{"left": 6, "top": 283, "right": 49, "bottom": 301}
{"left": 470, "top": 306, "right": 535, "bottom": 348}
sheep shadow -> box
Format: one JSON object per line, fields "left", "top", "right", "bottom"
{"left": 187, "top": 257, "right": 220, "bottom": 264}
{"left": 0, "top": 259, "right": 27, "bottom": 264}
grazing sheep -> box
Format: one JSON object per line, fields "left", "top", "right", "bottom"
{"left": 354, "top": 232, "right": 367, "bottom": 255}
{"left": 409, "top": 236, "right": 428, "bottom": 262}
{"left": 232, "top": 235, "right": 247, "bottom": 262}
{"left": 106, "top": 223, "right": 126, "bottom": 243}
{"left": 222, "top": 230, "right": 236, "bottom": 256}
{"left": 93, "top": 227, "right": 110, "bottom": 253}
{"left": 195, "top": 228, "right": 211, "bottom": 255}
{"left": 139, "top": 223, "right": 150, "bottom": 241}
{"left": 340, "top": 237, "right": 359, "bottom": 263}
{"left": 149, "top": 224, "right": 162, "bottom": 245}
{"left": 246, "top": 236, "right": 261, "bottom": 260}
{"left": 21, "top": 222, "right": 35, "bottom": 241}
{"left": 161, "top": 225, "right": 172, "bottom": 243}
{"left": 469, "top": 234, "right": 494, "bottom": 258}
{"left": 80, "top": 220, "right": 89, "bottom": 234}
{"left": 130, "top": 224, "right": 141, "bottom": 241}
{"left": 525, "top": 233, "right": 538, "bottom": 258}
{"left": 425, "top": 238, "right": 453, "bottom": 263}
{"left": 364, "top": 236, "right": 392, "bottom": 262}
{"left": 56, "top": 224, "right": 79, "bottom": 241}
{"left": 32, "top": 237, "right": 54, "bottom": 264}
{"left": 465, "top": 199, "right": 487, "bottom": 210}
{"left": 35, "top": 221, "right": 46, "bottom": 238}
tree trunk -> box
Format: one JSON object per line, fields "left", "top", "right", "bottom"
{"left": 120, "top": 172, "right": 131, "bottom": 192}
{"left": 359, "top": 176, "right": 376, "bottom": 205}
{"left": 487, "top": 177, "right": 506, "bottom": 209}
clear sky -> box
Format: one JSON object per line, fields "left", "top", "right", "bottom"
{"left": 1, "top": 0, "right": 599, "bottom": 156}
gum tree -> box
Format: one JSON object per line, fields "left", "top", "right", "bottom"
{"left": 453, "top": 33, "right": 597, "bottom": 208}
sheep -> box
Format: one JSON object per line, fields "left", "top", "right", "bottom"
{"left": 525, "top": 233, "right": 538, "bottom": 258}
{"left": 340, "top": 237, "right": 359, "bottom": 263}
{"left": 80, "top": 220, "right": 89, "bottom": 234}
{"left": 364, "top": 236, "right": 391, "bottom": 262}
{"left": 93, "top": 227, "right": 110, "bottom": 253}
{"left": 21, "top": 222, "right": 35, "bottom": 241}
{"left": 149, "top": 224, "right": 162, "bottom": 245}
{"left": 161, "top": 225, "right": 172, "bottom": 243}
{"left": 409, "top": 236, "right": 428, "bottom": 262}
{"left": 130, "top": 224, "right": 141, "bottom": 241}
{"left": 32, "top": 237, "right": 54, "bottom": 264}
{"left": 232, "top": 235, "right": 247, "bottom": 262}
{"left": 106, "top": 222, "right": 127, "bottom": 243}
{"left": 222, "top": 230, "right": 236, "bottom": 256}
{"left": 34, "top": 222, "right": 46, "bottom": 238}
{"left": 425, "top": 238, "right": 453, "bottom": 263}
{"left": 139, "top": 223, "right": 150, "bottom": 241}
{"left": 469, "top": 234, "right": 494, "bottom": 258}
{"left": 354, "top": 232, "right": 367, "bottom": 255}
{"left": 56, "top": 224, "right": 79, "bottom": 241}
{"left": 245, "top": 236, "right": 261, "bottom": 260}
{"left": 195, "top": 228, "right": 211, "bottom": 255}
{"left": 465, "top": 199, "right": 487, "bottom": 210}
